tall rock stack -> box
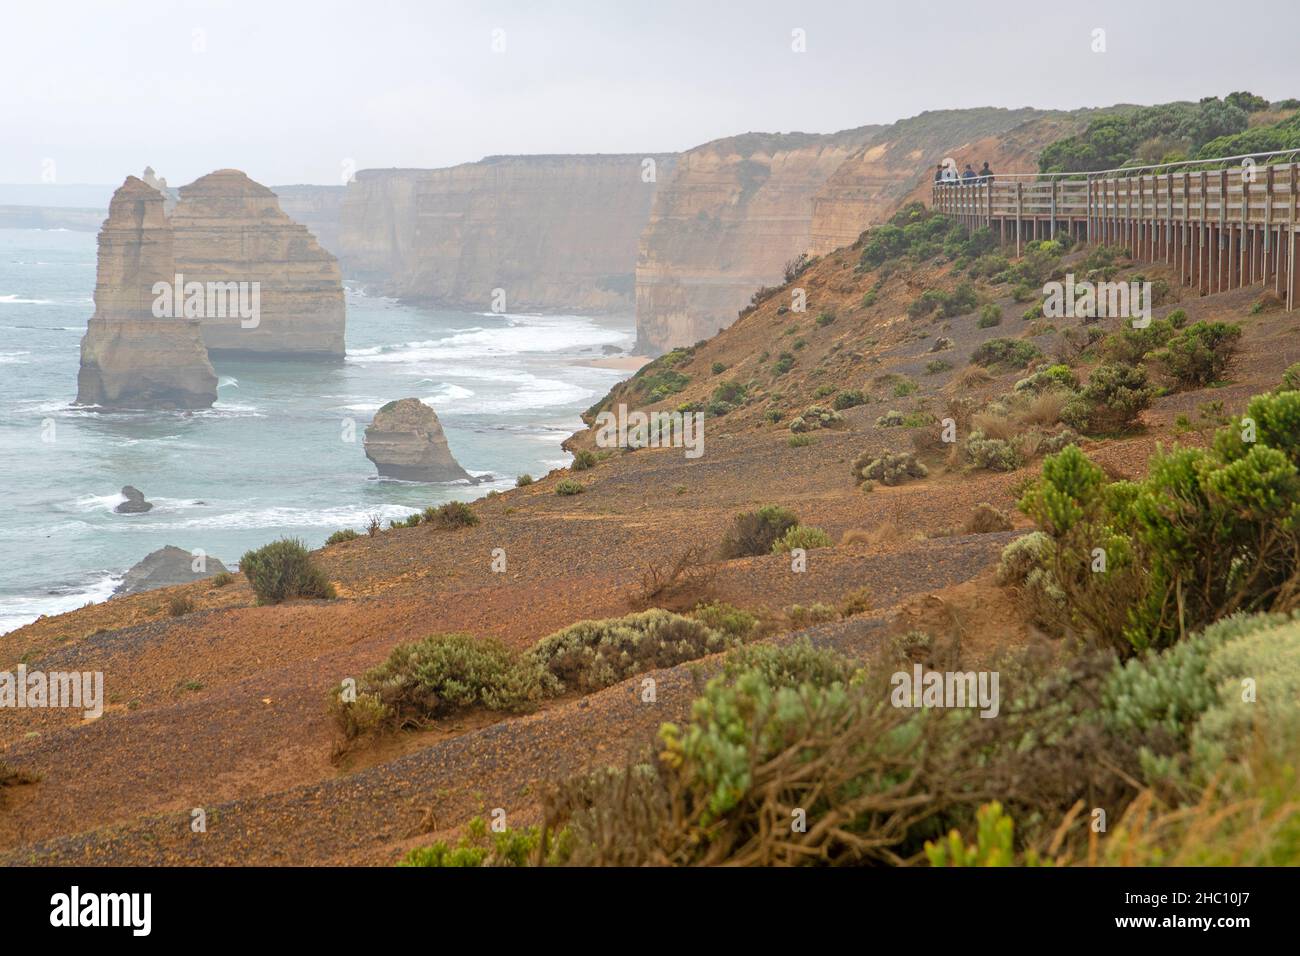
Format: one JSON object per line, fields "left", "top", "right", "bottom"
{"left": 75, "top": 177, "right": 217, "bottom": 410}
{"left": 171, "top": 169, "right": 346, "bottom": 359}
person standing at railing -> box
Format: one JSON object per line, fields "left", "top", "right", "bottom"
{"left": 961, "top": 164, "right": 977, "bottom": 184}
{"left": 979, "top": 162, "right": 994, "bottom": 184}
{"left": 934, "top": 162, "right": 946, "bottom": 184}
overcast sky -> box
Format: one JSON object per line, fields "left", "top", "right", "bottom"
{"left": 3, "top": 0, "right": 1296, "bottom": 186}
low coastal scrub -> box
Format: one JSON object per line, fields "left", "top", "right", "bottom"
{"left": 970, "top": 337, "right": 1042, "bottom": 371}
{"left": 333, "top": 610, "right": 735, "bottom": 745}
{"left": 771, "top": 525, "right": 832, "bottom": 553}
{"left": 555, "top": 478, "right": 585, "bottom": 496}
{"left": 525, "top": 609, "right": 730, "bottom": 693}
{"left": 718, "top": 505, "right": 800, "bottom": 558}
{"left": 331, "top": 633, "right": 552, "bottom": 740}
{"left": 325, "top": 529, "right": 360, "bottom": 545}
{"left": 421, "top": 501, "right": 479, "bottom": 529}
{"left": 435, "top": 602, "right": 1300, "bottom": 867}
{"left": 239, "top": 538, "right": 335, "bottom": 605}
{"left": 515, "top": 473, "right": 534, "bottom": 487}
{"left": 570, "top": 449, "right": 598, "bottom": 471}
{"left": 853, "top": 450, "right": 927, "bottom": 487}
{"left": 1001, "top": 389, "right": 1300, "bottom": 653}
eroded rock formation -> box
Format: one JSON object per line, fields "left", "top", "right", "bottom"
{"left": 114, "top": 545, "right": 229, "bottom": 596}
{"left": 338, "top": 154, "right": 674, "bottom": 313}
{"left": 363, "top": 398, "right": 474, "bottom": 483}
{"left": 75, "top": 177, "right": 217, "bottom": 410}
{"left": 633, "top": 129, "right": 877, "bottom": 353}
{"left": 171, "top": 170, "right": 346, "bottom": 359}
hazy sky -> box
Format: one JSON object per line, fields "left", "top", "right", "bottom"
{"left": 4, "top": 0, "right": 1297, "bottom": 186}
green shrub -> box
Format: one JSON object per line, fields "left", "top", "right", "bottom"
{"left": 875, "top": 410, "right": 905, "bottom": 427}
{"left": 832, "top": 389, "right": 866, "bottom": 410}
{"left": 1280, "top": 363, "right": 1300, "bottom": 393}
{"left": 925, "top": 359, "right": 953, "bottom": 375}
{"left": 334, "top": 633, "right": 552, "bottom": 736}
{"left": 690, "top": 601, "right": 759, "bottom": 640}
{"left": 719, "top": 505, "right": 800, "bottom": 558}
{"left": 527, "top": 609, "right": 730, "bottom": 693}
{"left": 516, "top": 473, "right": 534, "bottom": 487}
{"left": 239, "top": 539, "right": 335, "bottom": 605}
{"left": 816, "top": 311, "right": 837, "bottom": 327}
{"left": 325, "top": 529, "right": 360, "bottom": 546}
{"left": 787, "top": 433, "right": 814, "bottom": 447}
{"left": 712, "top": 380, "right": 748, "bottom": 405}
{"left": 788, "top": 405, "right": 843, "bottom": 432}
{"left": 210, "top": 571, "right": 234, "bottom": 587}
{"left": 1151, "top": 321, "right": 1242, "bottom": 389}
{"left": 711, "top": 361, "right": 727, "bottom": 375}
{"left": 964, "top": 432, "right": 1024, "bottom": 472}
{"left": 556, "top": 479, "right": 585, "bottom": 496}
{"left": 892, "top": 378, "right": 918, "bottom": 397}
{"left": 970, "top": 338, "right": 1042, "bottom": 371}
{"left": 853, "top": 450, "right": 928, "bottom": 486}
{"left": 976, "top": 305, "right": 1002, "bottom": 328}
{"left": 401, "top": 816, "right": 543, "bottom": 867}
{"left": 1061, "top": 362, "right": 1152, "bottom": 434}
{"left": 1017, "top": 394, "right": 1300, "bottom": 651}
{"left": 718, "top": 639, "right": 855, "bottom": 689}
{"left": 1014, "top": 365, "right": 1078, "bottom": 393}
{"left": 771, "top": 525, "right": 832, "bottom": 553}
{"left": 423, "top": 500, "right": 479, "bottom": 528}
{"left": 774, "top": 352, "right": 795, "bottom": 375}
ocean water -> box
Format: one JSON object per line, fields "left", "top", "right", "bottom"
{"left": 0, "top": 227, "right": 633, "bottom": 634}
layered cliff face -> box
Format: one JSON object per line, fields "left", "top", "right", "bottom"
{"left": 634, "top": 109, "right": 1092, "bottom": 353}
{"left": 75, "top": 177, "right": 217, "bottom": 410}
{"left": 633, "top": 129, "right": 877, "bottom": 353}
{"left": 171, "top": 170, "right": 346, "bottom": 359}
{"left": 271, "top": 184, "right": 346, "bottom": 258}
{"left": 338, "top": 154, "right": 674, "bottom": 313}
{"left": 807, "top": 108, "right": 1062, "bottom": 254}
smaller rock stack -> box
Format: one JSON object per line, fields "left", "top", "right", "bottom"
{"left": 363, "top": 398, "right": 475, "bottom": 482}
{"left": 75, "top": 177, "right": 217, "bottom": 410}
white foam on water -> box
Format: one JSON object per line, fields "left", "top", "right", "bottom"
{"left": 0, "top": 570, "right": 123, "bottom": 636}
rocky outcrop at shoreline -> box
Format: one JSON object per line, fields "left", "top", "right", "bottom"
{"left": 114, "top": 545, "right": 229, "bottom": 596}
{"left": 172, "top": 169, "right": 346, "bottom": 359}
{"left": 363, "top": 398, "right": 474, "bottom": 482}
{"left": 74, "top": 177, "right": 218, "bottom": 410}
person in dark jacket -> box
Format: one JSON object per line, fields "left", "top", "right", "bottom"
{"left": 934, "top": 162, "right": 946, "bottom": 183}
{"left": 979, "top": 161, "right": 994, "bottom": 183}
{"left": 961, "top": 164, "right": 977, "bottom": 183}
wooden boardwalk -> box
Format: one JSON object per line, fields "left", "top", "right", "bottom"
{"left": 933, "top": 156, "right": 1300, "bottom": 311}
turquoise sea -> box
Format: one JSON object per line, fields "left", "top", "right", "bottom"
{"left": 0, "top": 227, "right": 633, "bottom": 633}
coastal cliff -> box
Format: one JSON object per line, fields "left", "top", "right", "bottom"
{"left": 338, "top": 154, "right": 674, "bottom": 313}
{"left": 633, "top": 128, "right": 877, "bottom": 353}
{"left": 75, "top": 177, "right": 217, "bottom": 410}
{"left": 272, "top": 184, "right": 346, "bottom": 257}
{"left": 171, "top": 170, "right": 346, "bottom": 359}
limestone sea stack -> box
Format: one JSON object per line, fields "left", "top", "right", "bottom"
{"left": 171, "top": 170, "right": 346, "bottom": 359}
{"left": 75, "top": 177, "right": 217, "bottom": 410}
{"left": 363, "top": 398, "right": 474, "bottom": 483}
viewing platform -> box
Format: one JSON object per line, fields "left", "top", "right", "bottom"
{"left": 933, "top": 151, "right": 1300, "bottom": 310}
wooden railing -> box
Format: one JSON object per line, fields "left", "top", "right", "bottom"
{"left": 933, "top": 152, "right": 1300, "bottom": 311}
